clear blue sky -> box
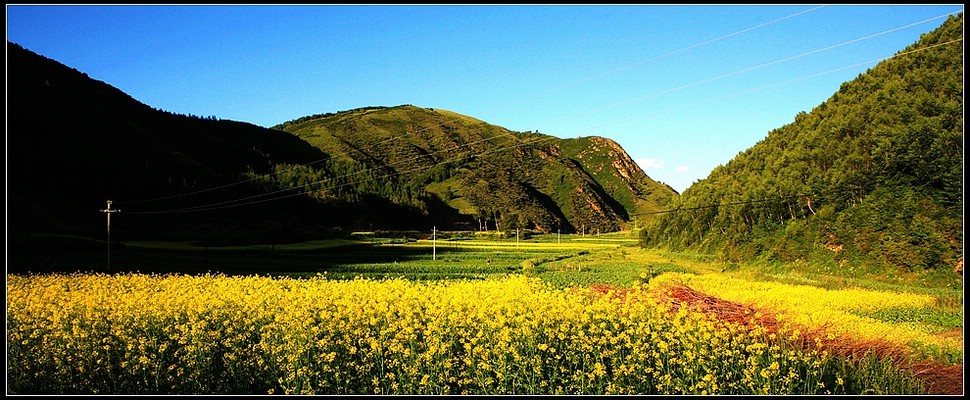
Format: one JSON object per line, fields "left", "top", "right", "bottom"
{"left": 6, "top": 4, "right": 963, "bottom": 193}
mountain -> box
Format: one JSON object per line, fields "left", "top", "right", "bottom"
{"left": 6, "top": 41, "right": 672, "bottom": 250}
{"left": 270, "top": 105, "right": 675, "bottom": 233}
{"left": 644, "top": 13, "right": 963, "bottom": 273}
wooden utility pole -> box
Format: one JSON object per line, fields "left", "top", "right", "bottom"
{"left": 432, "top": 226, "right": 436, "bottom": 261}
{"left": 100, "top": 200, "right": 121, "bottom": 272}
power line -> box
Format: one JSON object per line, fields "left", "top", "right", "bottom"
{"left": 474, "top": 5, "right": 829, "bottom": 116}
{"left": 623, "top": 40, "right": 965, "bottom": 219}
{"left": 522, "top": 11, "right": 960, "bottom": 133}
{"left": 119, "top": 157, "right": 332, "bottom": 204}
{"left": 485, "top": 5, "right": 826, "bottom": 117}
{"left": 631, "top": 185, "right": 877, "bottom": 218}
{"left": 118, "top": 109, "right": 517, "bottom": 206}
{"left": 625, "top": 42, "right": 965, "bottom": 217}
{"left": 116, "top": 11, "right": 961, "bottom": 215}
{"left": 126, "top": 136, "right": 557, "bottom": 214}
{"left": 634, "top": 193, "right": 818, "bottom": 216}
{"left": 560, "top": 37, "right": 963, "bottom": 138}
{"left": 123, "top": 133, "right": 559, "bottom": 214}
{"left": 119, "top": 23, "right": 962, "bottom": 216}
{"left": 117, "top": 109, "right": 504, "bottom": 205}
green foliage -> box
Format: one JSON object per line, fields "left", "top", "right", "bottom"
{"left": 851, "top": 306, "right": 963, "bottom": 329}
{"left": 638, "top": 228, "right": 650, "bottom": 247}
{"left": 826, "top": 352, "right": 927, "bottom": 395}
{"left": 648, "top": 14, "right": 964, "bottom": 272}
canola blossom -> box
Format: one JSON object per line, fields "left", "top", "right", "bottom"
{"left": 7, "top": 273, "right": 921, "bottom": 395}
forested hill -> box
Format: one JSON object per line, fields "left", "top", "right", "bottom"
{"left": 644, "top": 13, "right": 963, "bottom": 273}
{"left": 270, "top": 105, "right": 676, "bottom": 233}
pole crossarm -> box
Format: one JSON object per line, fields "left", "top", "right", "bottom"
{"left": 101, "top": 200, "right": 121, "bottom": 272}
{"left": 100, "top": 200, "right": 122, "bottom": 215}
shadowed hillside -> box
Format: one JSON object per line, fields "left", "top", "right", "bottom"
{"left": 6, "top": 41, "right": 339, "bottom": 247}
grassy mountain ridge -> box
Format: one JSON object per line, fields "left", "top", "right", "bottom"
{"left": 645, "top": 13, "right": 963, "bottom": 273}
{"left": 272, "top": 105, "right": 675, "bottom": 233}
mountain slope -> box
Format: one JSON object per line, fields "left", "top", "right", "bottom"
{"left": 272, "top": 105, "right": 676, "bottom": 233}
{"left": 644, "top": 13, "right": 963, "bottom": 272}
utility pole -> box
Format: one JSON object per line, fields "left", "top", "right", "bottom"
{"left": 100, "top": 200, "right": 121, "bottom": 273}
{"left": 432, "top": 226, "right": 436, "bottom": 261}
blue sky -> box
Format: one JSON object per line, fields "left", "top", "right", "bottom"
{"left": 6, "top": 4, "right": 964, "bottom": 193}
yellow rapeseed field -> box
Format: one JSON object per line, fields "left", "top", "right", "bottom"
{"left": 7, "top": 272, "right": 922, "bottom": 395}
